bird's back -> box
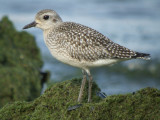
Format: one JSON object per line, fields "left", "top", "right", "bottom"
{"left": 44, "top": 22, "right": 150, "bottom": 69}
{"left": 46, "top": 22, "right": 139, "bottom": 59}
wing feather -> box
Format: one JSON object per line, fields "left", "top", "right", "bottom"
{"left": 53, "top": 22, "right": 137, "bottom": 61}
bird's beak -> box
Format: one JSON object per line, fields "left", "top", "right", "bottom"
{"left": 23, "top": 21, "right": 37, "bottom": 29}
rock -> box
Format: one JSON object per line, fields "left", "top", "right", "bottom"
{"left": 0, "top": 78, "right": 159, "bottom": 120}
{"left": 0, "top": 16, "right": 47, "bottom": 108}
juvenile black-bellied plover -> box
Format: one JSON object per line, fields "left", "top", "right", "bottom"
{"left": 23, "top": 9, "right": 150, "bottom": 103}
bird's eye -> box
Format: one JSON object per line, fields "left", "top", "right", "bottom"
{"left": 43, "top": 15, "right": 49, "bottom": 20}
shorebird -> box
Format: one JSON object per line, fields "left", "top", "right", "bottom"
{"left": 23, "top": 9, "right": 150, "bottom": 103}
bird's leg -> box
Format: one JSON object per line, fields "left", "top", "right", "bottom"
{"left": 87, "top": 71, "right": 93, "bottom": 102}
{"left": 68, "top": 70, "right": 86, "bottom": 111}
{"left": 77, "top": 70, "right": 87, "bottom": 103}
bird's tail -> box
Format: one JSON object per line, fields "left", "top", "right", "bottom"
{"left": 132, "top": 52, "right": 151, "bottom": 60}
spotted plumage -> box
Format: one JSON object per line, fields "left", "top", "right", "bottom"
{"left": 46, "top": 22, "right": 139, "bottom": 62}
{"left": 23, "top": 9, "right": 150, "bottom": 104}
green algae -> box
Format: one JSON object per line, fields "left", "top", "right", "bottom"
{"left": 0, "top": 78, "right": 159, "bottom": 120}
{"left": 0, "top": 16, "right": 44, "bottom": 108}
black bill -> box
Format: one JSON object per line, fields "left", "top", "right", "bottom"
{"left": 23, "top": 21, "right": 37, "bottom": 29}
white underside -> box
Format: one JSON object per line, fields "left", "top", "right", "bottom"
{"left": 49, "top": 48, "right": 120, "bottom": 70}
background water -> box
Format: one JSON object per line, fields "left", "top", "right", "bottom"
{"left": 0, "top": 0, "right": 160, "bottom": 95}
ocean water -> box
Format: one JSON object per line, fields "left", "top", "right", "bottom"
{"left": 1, "top": 0, "right": 160, "bottom": 94}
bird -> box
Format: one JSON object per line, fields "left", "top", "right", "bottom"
{"left": 23, "top": 9, "right": 150, "bottom": 103}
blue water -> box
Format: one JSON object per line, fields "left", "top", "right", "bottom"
{"left": 1, "top": 0, "right": 160, "bottom": 95}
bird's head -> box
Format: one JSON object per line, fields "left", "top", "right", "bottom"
{"left": 23, "top": 9, "right": 62, "bottom": 30}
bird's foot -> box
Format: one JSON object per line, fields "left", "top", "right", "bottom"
{"left": 67, "top": 104, "right": 82, "bottom": 111}
{"left": 96, "top": 91, "right": 107, "bottom": 99}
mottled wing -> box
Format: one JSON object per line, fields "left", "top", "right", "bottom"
{"left": 54, "top": 22, "right": 137, "bottom": 62}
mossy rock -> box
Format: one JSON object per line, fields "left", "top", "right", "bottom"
{"left": 0, "top": 16, "right": 43, "bottom": 68}
{"left": 0, "top": 16, "right": 44, "bottom": 108}
{"left": 0, "top": 67, "right": 41, "bottom": 107}
{"left": 0, "top": 78, "right": 159, "bottom": 120}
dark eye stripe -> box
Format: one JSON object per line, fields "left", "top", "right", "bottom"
{"left": 43, "top": 15, "right": 49, "bottom": 20}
